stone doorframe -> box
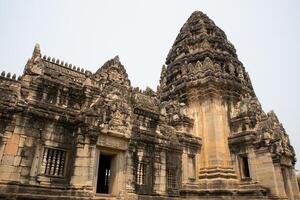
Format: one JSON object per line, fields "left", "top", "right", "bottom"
{"left": 93, "top": 146, "right": 126, "bottom": 197}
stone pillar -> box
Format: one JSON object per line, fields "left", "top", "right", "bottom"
{"left": 284, "top": 167, "right": 295, "bottom": 200}
{"left": 29, "top": 136, "right": 42, "bottom": 185}
{"left": 110, "top": 151, "right": 126, "bottom": 197}
{"left": 56, "top": 89, "right": 61, "bottom": 106}
{"left": 188, "top": 96, "right": 236, "bottom": 185}
{"left": 87, "top": 143, "right": 97, "bottom": 188}
{"left": 181, "top": 152, "right": 188, "bottom": 185}
{"left": 125, "top": 149, "right": 135, "bottom": 193}
{"left": 247, "top": 147, "right": 259, "bottom": 181}
{"left": 70, "top": 134, "right": 95, "bottom": 191}
{"left": 153, "top": 149, "right": 166, "bottom": 195}
{"left": 255, "top": 148, "right": 286, "bottom": 197}
{"left": 0, "top": 116, "right": 21, "bottom": 182}
{"left": 0, "top": 136, "right": 8, "bottom": 166}
{"left": 42, "top": 88, "right": 47, "bottom": 101}
{"left": 289, "top": 167, "right": 300, "bottom": 199}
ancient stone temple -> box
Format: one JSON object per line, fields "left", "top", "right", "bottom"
{"left": 0, "top": 11, "right": 299, "bottom": 200}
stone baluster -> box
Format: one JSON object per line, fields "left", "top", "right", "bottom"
{"left": 56, "top": 89, "right": 61, "bottom": 106}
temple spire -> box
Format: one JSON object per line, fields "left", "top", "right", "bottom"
{"left": 33, "top": 43, "right": 41, "bottom": 58}
{"left": 165, "top": 10, "right": 236, "bottom": 65}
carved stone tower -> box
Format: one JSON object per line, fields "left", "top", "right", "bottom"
{"left": 159, "top": 11, "right": 298, "bottom": 198}
{"left": 160, "top": 11, "right": 251, "bottom": 187}
{"left": 0, "top": 10, "right": 298, "bottom": 200}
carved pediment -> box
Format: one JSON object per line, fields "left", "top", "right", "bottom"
{"left": 230, "top": 94, "right": 263, "bottom": 133}
{"left": 257, "top": 111, "right": 295, "bottom": 163}
{"left": 94, "top": 56, "right": 130, "bottom": 87}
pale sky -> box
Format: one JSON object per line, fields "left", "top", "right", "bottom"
{"left": 1, "top": 0, "right": 300, "bottom": 168}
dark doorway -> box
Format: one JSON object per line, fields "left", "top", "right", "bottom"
{"left": 240, "top": 155, "right": 250, "bottom": 178}
{"left": 97, "top": 154, "right": 112, "bottom": 193}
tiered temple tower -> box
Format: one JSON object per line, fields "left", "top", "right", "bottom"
{"left": 159, "top": 10, "right": 253, "bottom": 189}
{"left": 0, "top": 10, "right": 298, "bottom": 200}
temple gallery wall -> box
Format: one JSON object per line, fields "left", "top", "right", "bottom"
{"left": 0, "top": 11, "right": 299, "bottom": 200}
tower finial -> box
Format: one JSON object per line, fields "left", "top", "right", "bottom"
{"left": 33, "top": 43, "right": 41, "bottom": 58}
{"left": 113, "top": 55, "right": 120, "bottom": 62}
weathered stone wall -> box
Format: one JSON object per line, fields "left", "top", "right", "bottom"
{"left": 0, "top": 10, "right": 299, "bottom": 200}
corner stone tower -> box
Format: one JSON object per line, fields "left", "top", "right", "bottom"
{"left": 159, "top": 11, "right": 299, "bottom": 198}
{"left": 0, "top": 10, "right": 299, "bottom": 200}
{"left": 161, "top": 11, "right": 247, "bottom": 183}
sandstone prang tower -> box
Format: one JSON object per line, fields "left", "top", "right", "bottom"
{"left": 0, "top": 11, "right": 298, "bottom": 200}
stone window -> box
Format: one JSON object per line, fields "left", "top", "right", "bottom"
{"left": 136, "top": 162, "right": 147, "bottom": 185}
{"left": 167, "top": 168, "right": 177, "bottom": 189}
{"left": 188, "top": 155, "right": 196, "bottom": 180}
{"left": 239, "top": 155, "right": 250, "bottom": 179}
{"left": 46, "top": 87, "right": 57, "bottom": 104}
{"left": 40, "top": 147, "right": 67, "bottom": 177}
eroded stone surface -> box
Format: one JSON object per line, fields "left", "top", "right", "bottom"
{"left": 0, "top": 10, "right": 298, "bottom": 200}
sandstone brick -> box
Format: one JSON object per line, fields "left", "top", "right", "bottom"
{"left": 0, "top": 10, "right": 298, "bottom": 200}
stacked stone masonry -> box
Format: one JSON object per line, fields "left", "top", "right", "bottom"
{"left": 0, "top": 11, "right": 299, "bottom": 200}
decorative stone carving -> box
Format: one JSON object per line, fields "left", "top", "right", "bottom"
{"left": 0, "top": 10, "right": 298, "bottom": 200}
{"left": 257, "top": 111, "right": 296, "bottom": 163}
{"left": 228, "top": 63, "right": 235, "bottom": 76}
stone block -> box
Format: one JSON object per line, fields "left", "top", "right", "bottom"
{"left": 9, "top": 172, "right": 20, "bottom": 180}
{"left": 4, "top": 134, "right": 20, "bottom": 155}
{"left": 73, "top": 166, "right": 89, "bottom": 176}
{"left": 74, "top": 157, "right": 90, "bottom": 167}
{"left": 0, "top": 165, "right": 18, "bottom": 174}
{"left": 20, "top": 166, "right": 30, "bottom": 176}
{"left": 17, "top": 147, "right": 23, "bottom": 156}
{"left": 13, "top": 156, "right": 21, "bottom": 166}
{"left": 25, "top": 137, "right": 34, "bottom": 147}
{"left": 76, "top": 146, "right": 90, "bottom": 157}
{"left": 18, "top": 135, "right": 26, "bottom": 147}
{"left": 5, "top": 125, "right": 15, "bottom": 132}
{"left": 1, "top": 154, "right": 15, "bottom": 165}
{"left": 20, "top": 158, "right": 32, "bottom": 167}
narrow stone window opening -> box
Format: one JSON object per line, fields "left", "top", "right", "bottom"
{"left": 97, "top": 154, "right": 112, "bottom": 194}
{"left": 239, "top": 155, "right": 250, "bottom": 179}
{"left": 136, "top": 162, "right": 147, "bottom": 185}
{"left": 40, "top": 147, "right": 67, "bottom": 177}
{"left": 188, "top": 155, "right": 196, "bottom": 180}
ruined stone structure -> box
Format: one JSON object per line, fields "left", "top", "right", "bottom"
{"left": 0, "top": 11, "right": 299, "bottom": 200}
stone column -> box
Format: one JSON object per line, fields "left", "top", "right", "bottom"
{"left": 0, "top": 136, "right": 8, "bottom": 166}
{"left": 29, "top": 136, "right": 42, "bottom": 185}
{"left": 87, "top": 143, "right": 97, "bottom": 189}
{"left": 0, "top": 116, "right": 21, "bottom": 181}
{"left": 188, "top": 96, "right": 236, "bottom": 186}
{"left": 289, "top": 167, "right": 300, "bottom": 199}
{"left": 125, "top": 148, "right": 135, "bottom": 193}
{"left": 42, "top": 88, "right": 47, "bottom": 101}
{"left": 153, "top": 148, "right": 166, "bottom": 195}
{"left": 255, "top": 148, "right": 286, "bottom": 197}
{"left": 56, "top": 89, "right": 61, "bottom": 106}
{"left": 247, "top": 147, "right": 259, "bottom": 181}
{"left": 70, "top": 133, "right": 96, "bottom": 191}
{"left": 281, "top": 166, "right": 294, "bottom": 199}
{"left": 181, "top": 151, "right": 188, "bottom": 185}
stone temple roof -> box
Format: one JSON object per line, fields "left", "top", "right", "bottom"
{"left": 166, "top": 11, "right": 237, "bottom": 65}
{"left": 160, "top": 11, "right": 254, "bottom": 102}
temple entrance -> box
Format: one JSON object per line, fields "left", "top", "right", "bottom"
{"left": 97, "top": 154, "right": 112, "bottom": 193}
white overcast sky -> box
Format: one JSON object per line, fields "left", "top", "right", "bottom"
{"left": 1, "top": 0, "right": 300, "bottom": 168}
